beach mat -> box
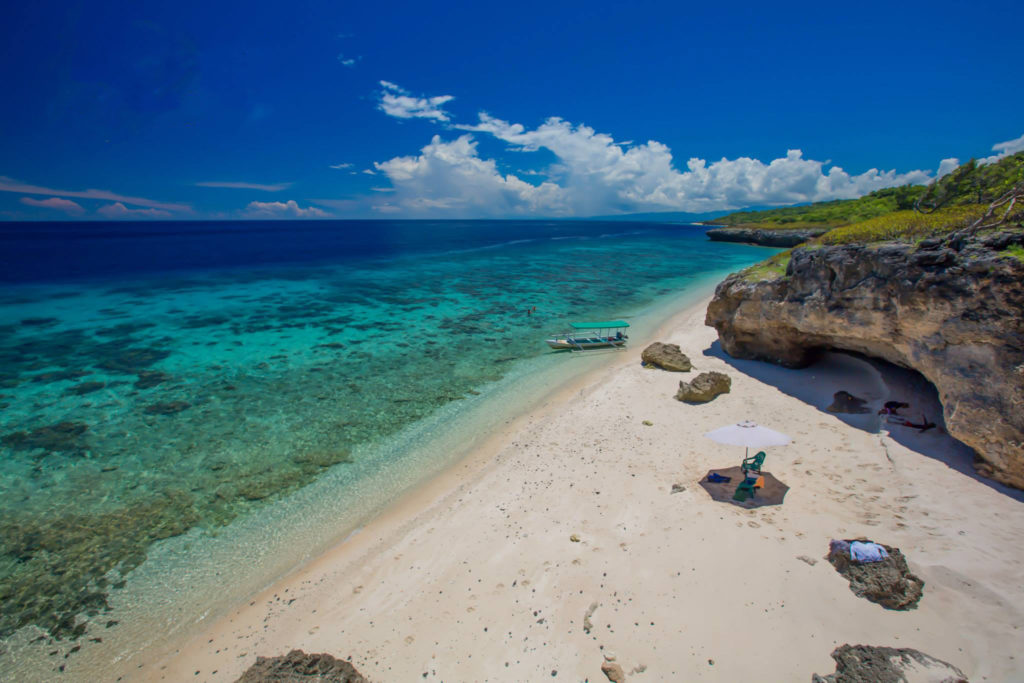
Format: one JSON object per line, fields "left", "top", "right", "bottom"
{"left": 698, "top": 465, "right": 789, "bottom": 508}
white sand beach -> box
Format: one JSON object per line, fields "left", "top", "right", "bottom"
{"left": 141, "top": 296, "right": 1024, "bottom": 682}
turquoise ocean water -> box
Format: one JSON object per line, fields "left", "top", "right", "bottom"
{"left": 0, "top": 219, "right": 772, "bottom": 678}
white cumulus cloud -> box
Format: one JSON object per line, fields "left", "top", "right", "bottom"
{"left": 373, "top": 134, "right": 564, "bottom": 216}
{"left": 980, "top": 133, "right": 1024, "bottom": 164}
{"left": 372, "top": 112, "right": 933, "bottom": 216}
{"left": 243, "top": 199, "right": 329, "bottom": 219}
{"left": 19, "top": 196, "right": 85, "bottom": 215}
{"left": 98, "top": 202, "right": 172, "bottom": 218}
{"left": 378, "top": 81, "right": 454, "bottom": 122}
{"left": 937, "top": 158, "right": 960, "bottom": 178}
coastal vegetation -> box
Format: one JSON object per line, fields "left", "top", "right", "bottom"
{"left": 817, "top": 205, "right": 987, "bottom": 245}
{"left": 710, "top": 152, "right": 1024, "bottom": 233}
{"left": 708, "top": 185, "right": 926, "bottom": 229}
{"left": 1003, "top": 243, "right": 1024, "bottom": 262}
{"left": 916, "top": 153, "right": 1024, "bottom": 212}
{"left": 741, "top": 249, "right": 792, "bottom": 281}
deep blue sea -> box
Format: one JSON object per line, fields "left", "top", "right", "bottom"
{"left": 0, "top": 219, "right": 773, "bottom": 678}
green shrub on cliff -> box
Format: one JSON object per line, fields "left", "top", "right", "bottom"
{"left": 917, "top": 152, "right": 1024, "bottom": 211}
{"left": 818, "top": 206, "right": 987, "bottom": 245}
{"left": 710, "top": 152, "right": 1023, "bottom": 230}
{"left": 741, "top": 249, "right": 792, "bottom": 281}
{"left": 1003, "top": 244, "right": 1024, "bottom": 263}
{"left": 710, "top": 185, "right": 926, "bottom": 229}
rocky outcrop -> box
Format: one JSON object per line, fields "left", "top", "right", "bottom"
{"left": 827, "top": 541, "right": 923, "bottom": 610}
{"left": 235, "top": 650, "right": 366, "bottom": 682}
{"left": 812, "top": 644, "right": 968, "bottom": 682}
{"left": 676, "top": 371, "right": 731, "bottom": 403}
{"left": 706, "top": 229, "right": 1024, "bottom": 488}
{"left": 641, "top": 342, "right": 692, "bottom": 371}
{"left": 706, "top": 226, "right": 829, "bottom": 247}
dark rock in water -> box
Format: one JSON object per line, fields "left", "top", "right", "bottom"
{"left": 826, "top": 390, "right": 870, "bottom": 414}
{"left": 811, "top": 644, "right": 968, "bottom": 682}
{"left": 97, "top": 347, "right": 171, "bottom": 374}
{"left": 94, "top": 322, "right": 156, "bottom": 337}
{"left": 20, "top": 317, "right": 59, "bottom": 327}
{"left": 675, "top": 371, "right": 731, "bottom": 403}
{"left": 2, "top": 421, "right": 89, "bottom": 454}
{"left": 134, "top": 370, "right": 171, "bottom": 389}
{"left": 143, "top": 401, "right": 191, "bottom": 415}
{"left": 31, "top": 369, "right": 90, "bottom": 384}
{"left": 66, "top": 381, "right": 106, "bottom": 396}
{"left": 706, "top": 226, "right": 829, "bottom": 247}
{"left": 826, "top": 542, "right": 924, "bottom": 610}
{"left": 641, "top": 342, "right": 692, "bottom": 371}
{"left": 234, "top": 650, "right": 366, "bottom": 683}
{"left": 706, "top": 229, "right": 1024, "bottom": 488}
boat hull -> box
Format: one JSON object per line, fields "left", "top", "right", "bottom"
{"left": 545, "top": 337, "right": 626, "bottom": 350}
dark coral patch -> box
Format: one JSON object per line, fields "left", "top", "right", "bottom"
{"left": 143, "top": 401, "right": 191, "bottom": 415}
{"left": 134, "top": 370, "right": 171, "bottom": 389}
{"left": 96, "top": 348, "right": 171, "bottom": 374}
{"left": 66, "top": 381, "right": 106, "bottom": 396}
{"left": 20, "top": 317, "right": 59, "bottom": 327}
{"left": 31, "top": 370, "right": 90, "bottom": 384}
{"left": 2, "top": 421, "right": 89, "bottom": 454}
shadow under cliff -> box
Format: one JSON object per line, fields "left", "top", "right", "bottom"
{"left": 703, "top": 342, "right": 1024, "bottom": 502}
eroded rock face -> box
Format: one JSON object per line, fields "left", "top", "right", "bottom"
{"left": 811, "top": 644, "right": 968, "bottom": 683}
{"left": 676, "top": 371, "right": 731, "bottom": 403}
{"left": 641, "top": 342, "right": 692, "bottom": 371}
{"left": 706, "top": 226, "right": 829, "bottom": 247}
{"left": 706, "top": 229, "right": 1024, "bottom": 488}
{"left": 235, "top": 650, "right": 366, "bottom": 682}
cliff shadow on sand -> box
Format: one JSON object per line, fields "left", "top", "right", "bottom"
{"left": 703, "top": 343, "right": 1024, "bottom": 502}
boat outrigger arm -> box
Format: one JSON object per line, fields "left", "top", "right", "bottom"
{"left": 545, "top": 320, "right": 630, "bottom": 351}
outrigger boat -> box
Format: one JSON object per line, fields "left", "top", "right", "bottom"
{"left": 545, "top": 320, "right": 630, "bottom": 351}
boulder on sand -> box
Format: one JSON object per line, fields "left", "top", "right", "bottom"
{"left": 811, "top": 644, "right": 968, "bottom": 682}
{"left": 675, "top": 371, "right": 730, "bottom": 403}
{"left": 234, "top": 649, "right": 366, "bottom": 683}
{"left": 827, "top": 541, "right": 924, "bottom": 610}
{"left": 641, "top": 342, "right": 692, "bottom": 372}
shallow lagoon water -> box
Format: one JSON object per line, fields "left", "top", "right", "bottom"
{"left": 0, "top": 219, "right": 773, "bottom": 677}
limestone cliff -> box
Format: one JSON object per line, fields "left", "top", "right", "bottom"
{"left": 705, "top": 229, "right": 1024, "bottom": 488}
{"left": 706, "top": 226, "right": 829, "bottom": 247}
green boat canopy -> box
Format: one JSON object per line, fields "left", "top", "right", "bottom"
{"left": 569, "top": 320, "right": 630, "bottom": 329}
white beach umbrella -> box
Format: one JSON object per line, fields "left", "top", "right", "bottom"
{"left": 704, "top": 420, "right": 791, "bottom": 458}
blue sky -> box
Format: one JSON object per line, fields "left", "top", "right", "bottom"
{"left": 1, "top": 0, "right": 1022, "bottom": 220}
